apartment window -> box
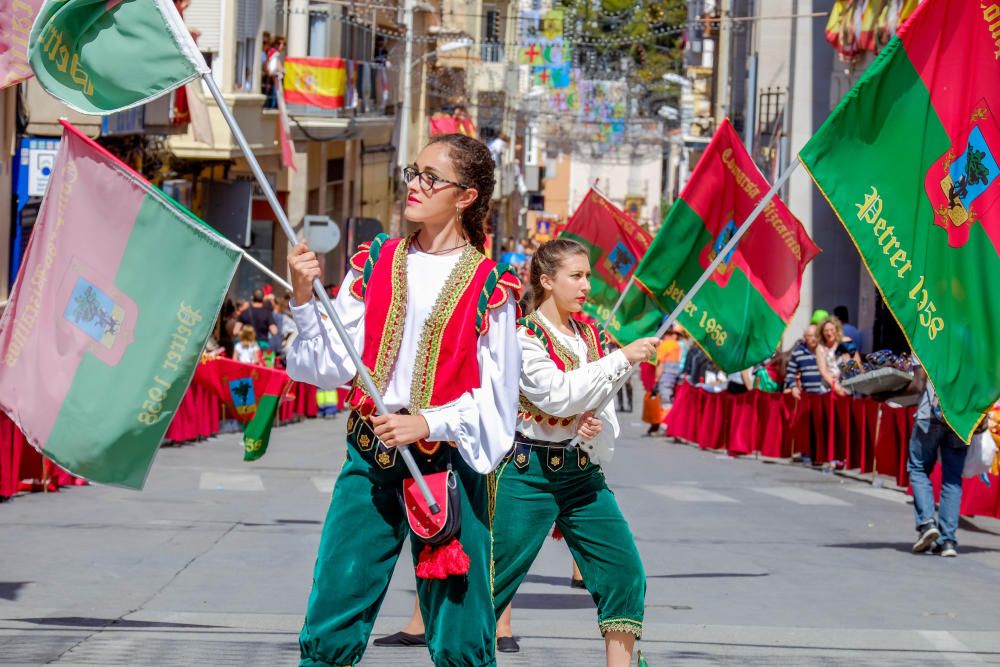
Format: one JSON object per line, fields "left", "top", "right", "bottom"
{"left": 481, "top": 6, "right": 503, "bottom": 63}
{"left": 325, "top": 158, "right": 345, "bottom": 221}
{"left": 309, "top": 12, "right": 328, "bottom": 58}
{"left": 234, "top": 0, "right": 261, "bottom": 92}
{"left": 339, "top": 7, "right": 374, "bottom": 61}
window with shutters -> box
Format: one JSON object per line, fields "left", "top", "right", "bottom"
{"left": 183, "top": 0, "right": 221, "bottom": 54}
{"left": 234, "top": 0, "right": 262, "bottom": 92}
{"left": 481, "top": 6, "right": 503, "bottom": 63}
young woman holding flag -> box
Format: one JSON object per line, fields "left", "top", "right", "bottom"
{"left": 286, "top": 134, "right": 521, "bottom": 667}
{"left": 490, "top": 239, "right": 658, "bottom": 667}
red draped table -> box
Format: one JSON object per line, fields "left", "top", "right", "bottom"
{"left": 663, "top": 384, "right": 1000, "bottom": 520}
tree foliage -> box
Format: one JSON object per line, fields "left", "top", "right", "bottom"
{"left": 556, "top": 0, "right": 688, "bottom": 115}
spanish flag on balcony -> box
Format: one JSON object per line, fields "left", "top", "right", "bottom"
{"left": 284, "top": 57, "right": 347, "bottom": 110}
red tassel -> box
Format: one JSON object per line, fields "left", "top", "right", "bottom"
{"left": 551, "top": 525, "right": 564, "bottom": 541}
{"left": 415, "top": 538, "right": 471, "bottom": 580}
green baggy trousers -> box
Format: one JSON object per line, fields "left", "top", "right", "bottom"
{"left": 299, "top": 418, "right": 496, "bottom": 667}
{"left": 491, "top": 442, "right": 645, "bottom": 638}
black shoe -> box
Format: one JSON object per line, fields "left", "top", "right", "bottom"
{"left": 912, "top": 523, "right": 940, "bottom": 553}
{"left": 930, "top": 540, "right": 958, "bottom": 557}
{"left": 372, "top": 631, "right": 426, "bottom": 647}
{"left": 497, "top": 636, "right": 520, "bottom": 653}
{"left": 570, "top": 577, "right": 587, "bottom": 589}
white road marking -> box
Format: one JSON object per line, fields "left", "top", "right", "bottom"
{"left": 920, "top": 630, "right": 984, "bottom": 665}
{"left": 753, "top": 486, "right": 851, "bottom": 506}
{"left": 842, "top": 484, "right": 909, "bottom": 504}
{"left": 199, "top": 472, "right": 264, "bottom": 491}
{"left": 311, "top": 477, "right": 336, "bottom": 494}
{"left": 642, "top": 485, "right": 738, "bottom": 503}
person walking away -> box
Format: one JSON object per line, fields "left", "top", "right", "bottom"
{"left": 906, "top": 364, "right": 973, "bottom": 557}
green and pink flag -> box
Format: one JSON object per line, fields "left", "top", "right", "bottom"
{"left": 560, "top": 188, "right": 665, "bottom": 344}
{"left": 194, "top": 357, "right": 293, "bottom": 462}
{"left": 29, "top": 0, "right": 208, "bottom": 114}
{"left": 800, "top": 0, "right": 1000, "bottom": 439}
{"left": 634, "top": 119, "right": 819, "bottom": 372}
{"left": 0, "top": 121, "right": 240, "bottom": 488}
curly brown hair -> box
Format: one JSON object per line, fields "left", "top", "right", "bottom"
{"left": 426, "top": 134, "right": 495, "bottom": 252}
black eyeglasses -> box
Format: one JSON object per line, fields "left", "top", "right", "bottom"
{"left": 402, "top": 166, "right": 470, "bottom": 190}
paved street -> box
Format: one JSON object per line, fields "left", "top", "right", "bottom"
{"left": 3, "top": 409, "right": 1000, "bottom": 666}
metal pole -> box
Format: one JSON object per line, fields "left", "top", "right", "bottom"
{"left": 602, "top": 275, "right": 634, "bottom": 332}
{"left": 203, "top": 72, "right": 441, "bottom": 514}
{"left": 395, "top": 0, "right": 414, "bottom": 236}
{"left": 569, "top": 157, "right": 802, "bottom": 447}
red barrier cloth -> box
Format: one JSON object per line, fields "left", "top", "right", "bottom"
{"left": 165, "top": 384, "right": 221, "bottom": 443}
{"left": 652, "top": 384, "right": 1000, "bottom": 519}
{"left": 0, "top": 413, "right": 25, "bottom": 498}
{"left": 664, "top": 382, "right": 699, "bottom": 441}
{"left": 756, "top": 392, "right": 790, "bottom": 458}
{"left": 854, "top": 398, "right": 881, "bottom": 473}
{"left": 16, "top": 439, "right": 82, "bottom": 491}
{"left": 928, "top": 466, "right": 1000, "bottom": 518}
{"left": 277, "top": 383, "right": 318, "bottom": 422}
{"left": 298, "top": 384, "right": 318, "bottom": 418}
{"left": 874, "top": 404, "right": 914, "bottom": 487}
{"left": 727, "top": 391, "right": 756, "bottom": 455}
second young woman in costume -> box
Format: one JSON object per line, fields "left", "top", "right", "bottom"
{"left": 491, "top": 239, "right": 658, "bottom": 667}
{"left": 286, "top": 134, "right": 522, "bottom": 667}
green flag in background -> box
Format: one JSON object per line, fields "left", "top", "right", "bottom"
{"left": 635, "top": 119, "right": 819, "bottom": 373}
{"left": 800, "top": 0, "right": 1000, "bottom": 440}
{"left": 560, "top": 188, "right": 665, "bottom": 344}
{"left": 29, "top": 0, "right": 208, "bottom": 114}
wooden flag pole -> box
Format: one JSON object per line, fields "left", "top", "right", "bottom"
{"left": 202, "top": 73, "right": 441, "bottom": 514}
{"left": 569, "top": 158, "right": 802, "bottom": 448}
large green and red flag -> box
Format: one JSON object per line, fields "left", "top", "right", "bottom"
{"left": 800, "top": 0, "right": 1000, "bottom": 440}
{"left": 634, "top": 119, "right": 820, "bottom": 373}
{"left": 0, "top": 121, "right": 240, "bottom": 488}
{"left": 560, "top": 188, "right": 665, "bottom": 343}
{"left": 29, "top": 0, "right": 209, "bottom": 114}
{"left": 194, "top": 357, "right": 293, "bottom": 462}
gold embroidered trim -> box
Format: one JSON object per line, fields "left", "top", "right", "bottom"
{"left": 599, "top": 617, "right": 643, "bottom": 639}
{"left": 578, "top": 322, "right": 602, "bottom": 363}
{"left": 353, "top": 237, "right": 410, "bottom": 402}
{"left": 519, "top": 313, "right": 604, "bottom": 427}
{"left": 517, "top": 394, "right": 575, "bottom": 427}
{"left": 528, "top": 311, "right": 580, "bottom": 370}
{"left": 488, "top": 458, "right": 512, "bottom": 597}
{"left": 409, "top": 246, "right": 484, "bottom": 412}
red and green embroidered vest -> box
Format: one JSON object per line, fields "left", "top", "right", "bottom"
{"left": 517, "top": 312, "right": 608, "bottom": 427}
{"left": 346, "top": 233, "right": 521, "bottom": 420}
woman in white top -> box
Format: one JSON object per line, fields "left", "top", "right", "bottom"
{"left": 285, "top": 134, "right": 522, "bottom": 667}
{"left": 490, "top": 239, "right": 658, "bottom": 667}
{"left": 816, "top": 315, "right": 862, "bottom": 396}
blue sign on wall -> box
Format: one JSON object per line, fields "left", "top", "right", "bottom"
{"left": 11, "top": 137, "right": 61, "bottom": 284}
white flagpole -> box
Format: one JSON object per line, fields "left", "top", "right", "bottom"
{"left": 202, "top": 73, "right": 441, "bottom": 514}
{"left": 570, "top": 157, "right": 802, "bottom": 447}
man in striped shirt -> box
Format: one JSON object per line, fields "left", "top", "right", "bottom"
{"left": 784, "top": 324, "right": 827, "bottom": 397}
